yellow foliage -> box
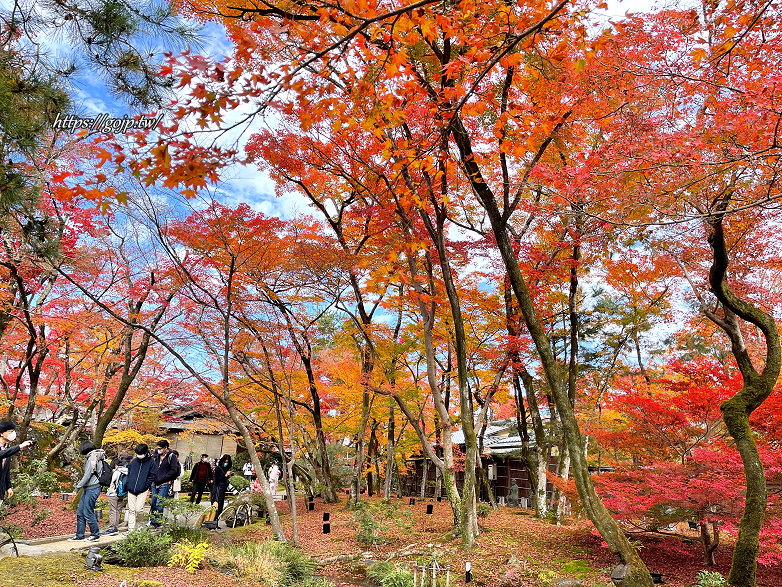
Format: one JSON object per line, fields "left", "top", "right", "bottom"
{"left": 168, "top": 540, "right": 209, "bottom": 573}
{"left": 102, "top": 429, "right": 166, "bottom": 449}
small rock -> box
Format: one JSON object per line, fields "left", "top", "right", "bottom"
{"left": 553, "top": 579, "right": 585, "bottom": 587}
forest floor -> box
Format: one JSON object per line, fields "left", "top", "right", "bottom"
{"left": 0, "top": 495, "right": 780, "bottom": 586}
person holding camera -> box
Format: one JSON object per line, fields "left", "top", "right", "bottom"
{"left": 0, "top": 421, "right": 35, "bottom": 506}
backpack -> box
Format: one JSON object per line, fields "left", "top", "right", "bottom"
{"left": 97, "top": 459, "right": 113, "bottom": 487}
{"left": 116, "top": 472, "right": 128, "bottom": 498}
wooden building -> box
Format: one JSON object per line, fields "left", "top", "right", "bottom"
{"left": 160, "top": 408, "right": 239, "bottom": 463}
{"left": 402, "top": 421, "right": 558, "bottom": 506}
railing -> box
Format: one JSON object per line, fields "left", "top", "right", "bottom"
{"left": 413, "top": 554, "right": 451, "bottom": 587}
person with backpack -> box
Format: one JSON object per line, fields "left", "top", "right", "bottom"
{"left": 68, "top": 440, "right": 107, "bottom": 542}
{"left": 125, "top": 443, "right": 156, "bottom": 532}
{"left": 148, "top": 439, "right": 179, "bottom": 528}
{"left": 103, "top": 454, "right": 131, "bottom": 535}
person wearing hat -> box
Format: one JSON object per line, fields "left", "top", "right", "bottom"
{"left": 68, "top": 440, "right": 107, "bottom": 542}
{"left": 0, "top": 421, "right": 35, "bottom": 505}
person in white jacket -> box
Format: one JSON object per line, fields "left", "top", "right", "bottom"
{"left": 104, "top": 455, "right": 130, "bottom": 536}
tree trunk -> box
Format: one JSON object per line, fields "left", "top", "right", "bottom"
{"left": 700, "top": 520, "right": 720, "bottom": 567}
{"left": 453, "top": 114, "right": 654, "bottom": 584}
{"left": 704, "top": 212, "right": 781, "bottom": 587}
{"left": 419, "top": 458, "right": 428, "bottom": 499}
{"left": 384, "top": 404, "right": 396, "bottom": 499}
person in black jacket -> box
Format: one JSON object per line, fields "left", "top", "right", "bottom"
{"left": 211, "top": 454, "right": 232, "bottom": 518}
{"left": 125, "top": 443, "right": 156, "bottom": 532}
{"left": 0, "top": 421, "right": 34, "bottom": 505}
{"left": 189, "top": 454, "right": 213, "bottom": 504}
{"left": 148, "top": 439, "right": 179, "bottom": 528}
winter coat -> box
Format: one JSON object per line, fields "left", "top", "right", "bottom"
{"left": 0, "top": 444, "right": 21, "bottom": 499}
{"left": 214, "top": 463, "right": 231, "bottom": 489}
{"left": 75, "top": 449, "right": 107, "bottom": 490}
{"left": 152, "top": 450, "right": 180, "bottom": 485}
{"left": 125, "top": 453, "right": 156, "bottom": 495}
{"left": 106, "top": 465, "right": 129, "bottom": 498}
{"left": 190, "top": 461, "right": 213, "bottom": 485}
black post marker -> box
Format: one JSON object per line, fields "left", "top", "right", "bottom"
{"left": 436, "top": 496, "right": 442, "bottom": 502}
{"left": 465, "top": 562, "right": 473, "bottom": 583}
{"left": 426, "top": 504, "right": 433, "bottom": 514}
{"left": 409, "top": 498, "right": 415, "bottom": 505}
{"left": 309, "top": 496, "right": 314, "bottom": 503}
{"left": 323, "top": 522, "right": 331, "bottom": 534}
{"left": 308, "top": 501, "right": 315, "bottom": 511}
{"left": 323, "top": 512, "right": 330, "bottom": 522}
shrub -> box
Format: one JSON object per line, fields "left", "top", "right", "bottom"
{"left": 31, "top": 507, "right": 51, "bottom": 527}
{"left": 262, "top": 541, "right": 318, "bottom": 585}
{"left": 696, "top": 570, "right": 728, "bottom": 587}
{"left": 352, "top": 500, "right": 413, "bottom": 546}
{"left": 168, "top": 539, "right": 209, "bottom": 573}
{"left": 165, "top": 525, "right": 208, "bottom": 544}
{"left": 367, "top": 561, "right": 414, "bottom": 587}
{"left": 111, "top": 528, "right": 173, "bottom": 567}
{"left": 209, "top": 541, "right": 318, "bottom": 585}
{"left": 6, "top": 459, "right": 60, "bottom": 507}
{"left": 159, "top": 497, "right": 203, "bottom": 528}
{"left": 476, "top": 503, "right": 492, "bottom": 518}
{"left": 229, "top": 474, "right": 250, "bottom": 491}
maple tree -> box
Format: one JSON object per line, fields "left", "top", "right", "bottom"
{"left": 590, "top": 359, "right": 782, "bottom": 568}
{"left": 57, "top": 0, "right": 780, "bottom": 583}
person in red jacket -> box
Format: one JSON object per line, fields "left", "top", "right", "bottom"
{"left": 189, "top": 454, "right": 213, "bottom": 504}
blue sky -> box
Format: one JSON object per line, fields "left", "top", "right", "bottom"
{"left": 2, "top": 0, "right": 664, "bottom": 221}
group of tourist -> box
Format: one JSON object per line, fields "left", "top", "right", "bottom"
{"left": 0, "top": 422, "right": 283, "bottom": 541}
{"left": 70, "top": 439, "right": 181, "bottom": 541}
{"left": 188, "top": 453, "right": 233, "bottom": 517}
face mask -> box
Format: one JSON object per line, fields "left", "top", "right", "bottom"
{"left": 222, "top": 463, "right": 229, "bottom": 469}
{"left": 6, "top": 431, "right": 16, "bottom": 441}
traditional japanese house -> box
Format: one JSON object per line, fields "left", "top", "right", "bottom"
{"left": 402, "top": 420, "right": 558, "bottom": 506}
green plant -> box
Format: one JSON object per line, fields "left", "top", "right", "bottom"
{"left": 294, "top": 578, "right": 334, "bottom": 587}
{"left": 560, "top": 560, "right": 593, "bottom": 578}
{"left": 111, "top": 528, "right": 173, "bottom": 567}
{"left": 367, "top": 561, "right": 414, "bottom": 587}
{"left": 695, "top": 570, "right": 728, "bottom": 587}
{"left": 165, "top": 525, "right": 208, "bottom": 544}
{"left": 30, "top": 507, "right": 51, "bottom": 527}
{"left": 209, "top": 541, "right": 318, "bottom": 585}
{"left": 5, "top": 459, "right": 60, "bottom": 507}
{"left": 0, "top": 524, "right": 23, "bottom": 538}
{"left": 168, "top": 539, "right": 209, "bottom": 573}
{"left": 262, "top": 541, "right": 319, "bottom": 585}
{"left": 159, "top": 497, "right": 203, "bottom": 528}
{"left": 476, "top": 503, "right": 492, "bottom": 518}
{"left": 352, "top": 500, "right": 413, "bottom": 546}
{"left": 229, "top": 474, "right": 250, "bottom": 491}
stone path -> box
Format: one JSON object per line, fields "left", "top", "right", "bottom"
{"left": 0, "top": 499, "right": 217, "bottom": 559}
{"left": 3, "top": 531, "right": 127, "bottom": 557}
